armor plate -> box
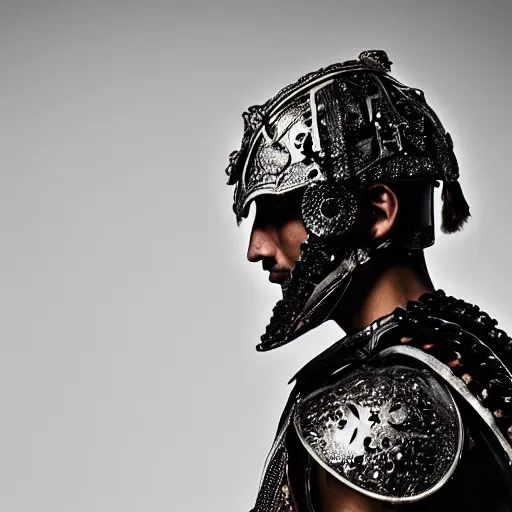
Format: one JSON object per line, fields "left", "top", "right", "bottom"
{"left": 294, "top": 364, "right": 463, "bottom": 503}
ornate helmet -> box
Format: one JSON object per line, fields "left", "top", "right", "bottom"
{"left": 226, "top": 50, "right": 470, "bottom": 351}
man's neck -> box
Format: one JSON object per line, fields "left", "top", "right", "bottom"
{"left": 333, "top": 251, "right": 434, "bottom": 335}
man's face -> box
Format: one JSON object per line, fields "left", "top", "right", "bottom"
{"left": 246, "top": 191, "right": 307, "bottom": 285}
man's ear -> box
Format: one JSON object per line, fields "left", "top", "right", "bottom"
{"left": 368, "top": 184, "right": 399, "bottom": 240}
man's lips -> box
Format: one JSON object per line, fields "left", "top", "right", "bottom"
{"left": 269, "top": 270, "right": 290, "bottom": 284}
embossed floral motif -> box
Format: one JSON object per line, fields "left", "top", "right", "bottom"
{"left": 243, "top": 105, "right": 265, "bottom": 134}
{"left": 225, "top": 150, "right": 240, "bottom": 184}
{"left": 295, "top": 366, "right": 461, "bottom": 499}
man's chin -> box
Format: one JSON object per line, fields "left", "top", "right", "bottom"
{"left": 269, "top": 271, "right": 290, "bottom": 285}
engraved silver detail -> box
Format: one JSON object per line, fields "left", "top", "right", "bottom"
{"left": 294, "top": 365, "right": 463, "bottom": 502}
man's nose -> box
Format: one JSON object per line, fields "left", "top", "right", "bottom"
{"left": 247, "top": 226, "right": 277, "bottom": 263}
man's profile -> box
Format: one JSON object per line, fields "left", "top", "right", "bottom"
{"left": 226, "top": 50, "right": 512, "bottom": 511}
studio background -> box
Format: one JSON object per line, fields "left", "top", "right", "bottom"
{"left": 1, "top": 1, "right": 511, "bottom": 510}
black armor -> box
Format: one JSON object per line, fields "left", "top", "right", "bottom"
{"left": 251, "top": 291, "right": 512, "bottom": 511}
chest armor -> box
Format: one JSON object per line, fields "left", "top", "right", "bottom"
{"left": 249, "top": 291, "right": 512, "bottom": 511}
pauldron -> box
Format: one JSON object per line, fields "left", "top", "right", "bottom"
{"left": 250, "top": 291, "right": 512, "bottom": 512}
{"left": 295, "top": 363, "right": 463, "bottom": 503}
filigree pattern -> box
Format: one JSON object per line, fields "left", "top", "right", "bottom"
{"left": 295, "top": 365, "right": 461, "bottom": 501}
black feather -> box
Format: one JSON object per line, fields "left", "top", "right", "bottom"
{"left": 441, "top": 180, "right": 470, "bottom": 233}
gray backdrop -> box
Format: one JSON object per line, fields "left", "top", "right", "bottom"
{"left": 1, "top": 0, "right": 511, "bottom": 510}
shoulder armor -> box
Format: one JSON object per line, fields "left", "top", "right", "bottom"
{"left": 294, "top": 363, "right": 463, "bottom": 503}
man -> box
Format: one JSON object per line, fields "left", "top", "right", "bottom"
{"left": 225, "top": 50, "right": 512, "bottom": 511}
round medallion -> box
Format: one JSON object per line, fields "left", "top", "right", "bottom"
{"left": 302, "top": 182, "right": 358, "bottom": 238}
